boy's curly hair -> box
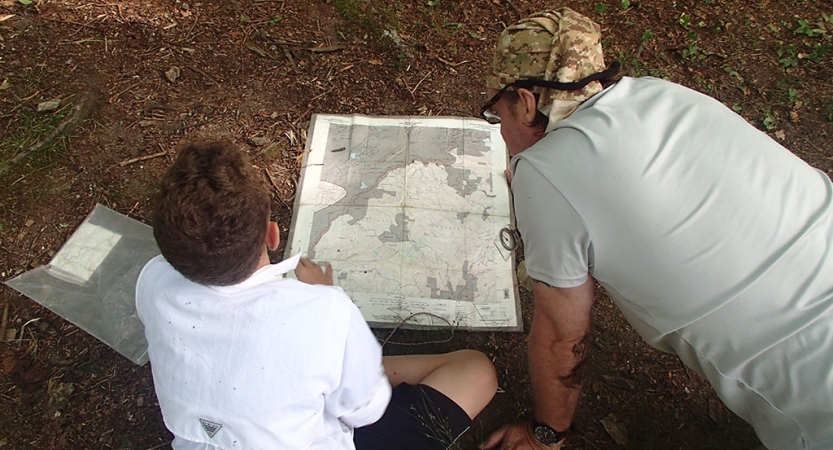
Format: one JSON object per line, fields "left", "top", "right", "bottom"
{"left": 152, "top": 141, "right": 270, "bottom": 286}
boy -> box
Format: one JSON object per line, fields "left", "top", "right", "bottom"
{"left": 136, "top": 141, "right": 497, "bottom": 450}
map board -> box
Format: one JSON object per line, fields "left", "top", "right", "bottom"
{"left": 286, "top": 115, "right": 520, "bottom": 331}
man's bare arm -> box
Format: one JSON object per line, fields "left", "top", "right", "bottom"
{"left": 529, "top": 276, "right": 595, "bottom": 431}
{"left": 479, "top": 277, "right": 595, "bottom": 450}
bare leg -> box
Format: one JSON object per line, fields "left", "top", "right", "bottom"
{"left": 383, "top": 350, "right": 497, "bottom": 419}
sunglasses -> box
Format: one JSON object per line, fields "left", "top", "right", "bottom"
{"left": 479, "top": 61, "right": 621, "bottom": 124}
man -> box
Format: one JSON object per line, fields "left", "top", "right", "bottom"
{"left": 478, "top": 8, "right": 833, "bottom": 450}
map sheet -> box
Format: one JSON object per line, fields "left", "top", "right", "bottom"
{"left": 286, "top": 115, "right": 520, "bottom": 331}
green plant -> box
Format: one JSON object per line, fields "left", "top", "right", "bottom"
{"left": 777, "top": 43, "right": 799, "bottom": 67}
{"left": 641, "top": 29, "right": 654, "bottom": 41}
{"left": 269, "top": 16, "right": 283, "bottom": 26}
{"left": 427, "top": 0, "right": 441, "bottom": 6}
{"left": 794, "top": 19, "right": 823, "bottom": 37}
{"left": 1, "top": 102, "right": 73, "bottom": 175}
{"left": 594, "top": 3, "right": 608, "bottom": 14}
{"left": 788, "top": 88, "right": 799, "bottom": 104}
{"left": 621, "top": 0, "right": 631, "bottom": 10}
{"left": 681, "top": 42, "right": 698, "bottom": 59}
{"left": 806, "top": 42, "right": 831, "bottom": 63}
{"left": 731, "top": 103, "right": 743, "bottom": 113}
{"left": 723, "top": 67, "right": 738, "bottom": 78}
{"left": 679, "top": 12, "right": 691, "bottom": 28}
{"left": 761, "top": 109, "right": 777, "bottom": 131}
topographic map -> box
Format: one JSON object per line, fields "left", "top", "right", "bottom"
{"left": 286, "top": 115, "right": 520, "bottom": 330}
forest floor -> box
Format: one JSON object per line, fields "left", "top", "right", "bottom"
{"left": 1, "top": 0, "right": 831, "bottom": 449}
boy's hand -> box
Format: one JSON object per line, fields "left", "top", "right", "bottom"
{"left": 296, "top": 258, "right": 334, "bottom": 286}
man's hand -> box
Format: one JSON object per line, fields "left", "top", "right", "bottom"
{"left": 479, "top": 422, "right": 561, "bottom": 450}
{"left": 295, "top": 258, "right": 333, "bottom": 286}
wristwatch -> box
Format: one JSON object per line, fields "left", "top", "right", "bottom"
{"left": 532, "top": 420, "right": 567, "bottom": 446}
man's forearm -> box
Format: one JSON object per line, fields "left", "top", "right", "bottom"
{"left": 528, "top": 317, "right": 588, "bottom": 431}
{"left": 527, "top": 278, "right": 596, "bottom": 432}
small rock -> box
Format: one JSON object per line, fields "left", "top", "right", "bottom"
{"left": 0, "top": 78, "right": 9, "bottom": 90}
{"left": 137, "top": 396, "right": 144, "bottom": 407}
{"left": 247, "top": 137, "right": 271, "bottom": 147}
{"left": 165, "top": 66, "right": 181, "bottom": 83}
{"left": 139, "top": 120, "right": 156, "bottom": 128}
{"left": 37, "top": 100, "right": 61, "bottom": 112}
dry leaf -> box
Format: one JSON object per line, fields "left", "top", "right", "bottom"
{"left": 0, "top": 78, "right": 9, "bottom": 90}
{"left": 1, "top": 351, "right": 16, "bottom": 373}
{"left": 165, "top": 66, "right": 181, "bottom": 83}
{"left": 775, "top": 130, "right": 786, "bottom": 140}
{"left": 37, "top": 100, "right": 60, "bottom": 112}
{"left": 368, "top": 59, "right": 384, "bottom": 65}
{"left": 0, "top": 14, "right": 14, "bottom": 22}
{"left": 601, "top": 413, "right": 628, "bottom": 445}
{"left": 708, "top": 399, "right": 726, "bottom": 423}
{"left": 789, "top": 111, "right": 799, "bottom": 123}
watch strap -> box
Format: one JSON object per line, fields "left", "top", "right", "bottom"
{"left": 531, "top": 420, "right": 567, "bottom": 446}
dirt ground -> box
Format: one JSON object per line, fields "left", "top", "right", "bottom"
{"left": 1, "top": 0, "right": 831, "bottom": 449}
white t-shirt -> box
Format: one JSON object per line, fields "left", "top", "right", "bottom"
{"left": 511, "top": 77, "right": 833, "bottom": 449}
{"left": 136, "top": 253, "right": 391, "bottom": 450}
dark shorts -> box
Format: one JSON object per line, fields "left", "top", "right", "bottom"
{"left": 354, "top": 383, "right": 472, "bottom": 450}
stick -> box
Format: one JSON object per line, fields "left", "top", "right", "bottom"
{"left": 263, "top": 168, "right": 292, "bottom": 211}
{"left": 504, "top": 0, "right": 522, "bottom": 19}
{"left": 118, "top": 150, "right": 167, "bottom": 167}
{"left": 434, "top": 56, "right": 472, "bottom": 67}
{"left": 291, "top": 105, "right": 314, "bottom": 127}
{"left": 0, "top": 302, "right": 9, "bottom": 343}
{"left": 309, "top": 45, "right": 344, "bottom": 53}
{"left": 0, "top": 91, "right": 100, "bottom": 177}
{"left": 410, "top": 71, "right": 432, "bottom": 96}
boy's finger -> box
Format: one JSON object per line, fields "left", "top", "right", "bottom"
{"left": 325, "top": 263, "right": 333, "bottom": 277}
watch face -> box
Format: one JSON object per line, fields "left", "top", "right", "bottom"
{"left": 533, "top": 423, "right": 561, "bottom": 445}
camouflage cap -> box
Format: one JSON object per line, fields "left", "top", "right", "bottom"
{"left": 487, "top": 8, "right": 606, "bottom": 131}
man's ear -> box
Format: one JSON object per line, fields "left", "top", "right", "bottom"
{"left": 265, "top": 221, "right": 280, "bottom": 251}
{"left": 516, "top": 88, "right": 540, "bottom": 124}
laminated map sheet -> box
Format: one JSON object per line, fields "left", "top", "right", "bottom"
{"left": 285, "top": 115, "right": 521, "bottom": 331}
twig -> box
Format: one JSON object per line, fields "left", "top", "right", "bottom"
{"left": 434, "top": 56, "right": 472, "bottom": 68}
{"left": 185, "top": 65, "right": 216, "bottom": 83}
{"left": 410, "top": 71, "right": 432, "bottom": 96}
{"left": 146, "top": 441, "right": 174, "bottom": 450}
{"left": 118, "top": 150, "right": 167, "bottom": 167}
{"left": 263, "top": 168, "right": 293, "bottom": 211}
{"left": 127, "top": 201, "right": 140, "bottom": 216}
{"left": 310, "top": 86, "right": 335, "bottom": 102}
{"left": 309, "top": 45, "right": 344, "bottom": 53}
{"left": 0, "top": 302, "right": 9, "bottom": 343}
{"left": 107, "top": 82, "right": 141, "bottom": 104}
{"left": 291, "top": 105, "right": 314, "bottom": 127}
{"left": 576, "top": 433, "right": 602, "bottom": 450}
{"left": 380, "top": 312, "right": 454, "bottom": 346}
{"left": 0, "top": 93, "right": 100, "bottom": 177}
{"left": 504, "top": 0, "right": 522, "bottom": 20}
{"left": 280, "top": 45, "right": 299, "bottom": 73}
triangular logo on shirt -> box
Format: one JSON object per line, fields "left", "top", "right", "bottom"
{"left": 199, "top": 418, "right": 223, "bottom": 438}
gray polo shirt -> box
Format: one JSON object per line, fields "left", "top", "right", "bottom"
{"left": 511, "top": 76, "right": 833, "bottom": 449}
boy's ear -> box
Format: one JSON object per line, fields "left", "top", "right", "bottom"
{"left": 265, "top": 221, "right": 280, "bottom": 251}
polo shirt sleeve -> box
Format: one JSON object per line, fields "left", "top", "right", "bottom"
{"left": 512, "top": 158, "right": 592, "bottom": 288}
{"left": 324, "top": 302, "right": 392, "bottom": 428}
